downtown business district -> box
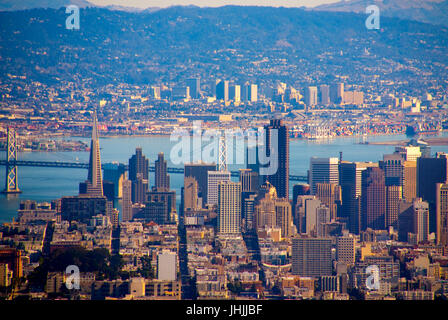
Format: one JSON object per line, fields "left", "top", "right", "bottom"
{"left": 1, "top": 114, "right": 448, "bottom": 302}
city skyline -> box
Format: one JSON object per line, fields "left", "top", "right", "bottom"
{"left": 1, "top": 1, "right": 448, "bottom": 304}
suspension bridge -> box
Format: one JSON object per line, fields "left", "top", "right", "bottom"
{"left": 1, "top": 128, "right": 307, "bottom": 193}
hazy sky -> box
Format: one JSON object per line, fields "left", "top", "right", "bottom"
{"left": 88, "top": 0, "right": 340, "bottom": 9}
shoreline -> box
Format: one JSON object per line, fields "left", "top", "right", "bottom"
{"left": 5, "top": 130, "right": 447, "bottom": 144}
{"left": 365, "top": 135, "right": 448, "bottom": 146}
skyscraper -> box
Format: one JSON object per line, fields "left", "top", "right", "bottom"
{"left": 254, "top": 181, "right": 277, "bottom": 230}
{"left": 292, "top": 237, "right": 332, "bottom": 277}
{"left": 216, "top": 80, "right": 229, "bottom": 101}
{"left": 122, "top": 179, "right": 132, "bottom": 222}
{"left": 386, "top": 185, "right": 402, "bottom": 229}
{"left": 207, "top": 170, "right": 231, "bottom": 205}
{"left": 417, "top": 153, "right": 448, "bottom": 233}
{"left": 248, "top": 84, "right": 258, "bottom": 102}
{"left": 330, "top": 83, "right": 344, "bottom": 104}
{"left": 186, "top": 78, "right": 200, "bottom": 99}
{"left": 320, "top": 84, "right": 330, "bottom": 105}
{"left": 264, "top": 119, "right": 289, "bottom": 199}
{"left": 339, "top": 161, "right": 378, "bottom": 234}
{"left": 185, "top": 162, "right": 216, "bottom": 206}
{"left": 103, "top": 163, "right": 126, "bottom": 199}
{"left": 155, "top": 152, "right": 170, "bottom": 190}
{"left": 309, "top": 157, "right": 339, "bottom": 195}
{"left": 414, "top": 198, "right": 429, "bottom": 243}
{"left": 242, "top": 193, "right": 257, "bottom": 232}
{"left": 131, "top": 177, "right": 148, "bottom": 204}
{"left": 305, "top": 86, "right": 318, "bottom": 106}
{"left": 395, "top": 146, "right": 421, "bottom": 162}
{"left": 315, "top": 183, "right": 342, "bottom": 221}
{"left": 129, "top": 148, "right": 149, "bottom": 204}
{"left": 436, "top": 183, "right": 448, "bottom": 245}
{"left": 129, "top": 147, "right": 149, "bottom": 182}
{"left": 275, "top": 198, "right": 293, "bottom": 238}
{"left": 82, "top": 112, "right": 103, "bottom": 197}
{"left": 218, "top": 181, "right": 241, "bottom": 235}
{"left": 229, "top": 85, "right": 241, "bottom": 102}
{"left": 336, "top": 234, "right": 355, "bottom": 265}
{"left": 183, "top": 176, "right": 199, "bottom": 212}
{"left": 362, "top": 167, "right": 386, "bottom": 230}
{"left": 403, "top": 161, "right": 417, "bottom": 202}
{"left": 239, "top": 169, "right": 259, "bottom": 193}
{"left": 398, "top": 201, "right": 414, "bottom": 242}
{"left": 380, "top": 154, "right": 404, "bottom": 187}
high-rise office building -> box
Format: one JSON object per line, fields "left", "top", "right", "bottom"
{"left": 398, "top": 201, "right": 414, "bottom": 242}
{"left": 303, "top": 198, "right": 330, "bottom": 236}
{"left": 339, "top": 162, "right": 376, "bottom": 234}
{"left": 274, "top": 198, "right": 293, "bottom": 238}
{"left": 386, "top": 185, "right": 402, "bottom": 229}
{"left": 186, "top": 78, "right": 200, "bottom": 99}
{"left": 310, "top": 157, "right": 339, "bottom": 195}
{"left": 218, "top": 181, "right": 241, "bottom": 235}
{"left": 292, "top": 237, "right": 332, "bottom": 277}
{"left": 145, "top": 188, "right": 177, "bottom": 224}
{"left": 129, "top": 147, "right": 149, "bottom": 181}
{"left": 242, "top": 83, "right": 258, "bottom": 102}
{"left": 330, "top": 83, "right": 344, "bottom": 104}
{"left": 336, "top": 234, "right": 355, "bottom": 264}
{"left": 436, "top": 183, "right": 448, "bottom": 245}
{"left": 131, "top": 177, "right": 148, "bottom": 204}
{"left": 362, "top": 167, "right": 386, "bottom": 230}
{"left": 320, "top": 84, "right": 330, "bottom": 105}
{"left": 315, "top": 183, "right": 341, "bottom": 221}
{"left": 380, "top": 154, "right": 404, "bottom": 187}
{"left": 305, "top": 86, "right": 318, "bottom": 106}
{"left": 242, "top": 193, "right": 257, "bottom": 232}
{"left": 293, "top": 184, "right": 310, "bottom": 230}
{"left": 254, "top": 181, "right": 277, "bottom": 230}
{"left": 103, "top": 163, "right": 126, "bottom": 199}
{"left": 293, "top": 184, "right": 310, "bottom": 204}
{"left": 395, "top": 146, "right": 421, "bottom": 162}
{"left": 216, "top": 80, "right": 229, "bottom": 101}
{"left": 185, "top": 162, "right": 216, "bottom": 206}
{"left": 122, "top": 179, "right": 132, "bottom": 222}
{"left": 81, "top": 112, "right": 103, "bottom": 197}
{"left": 207, "top": 170, "right": 231, "bottom": 205}
{"left": 155, "top": 152, "right": 170, "bottom": 190}
{"left": 129, "top": 148, "right": 149, "bottom": 204}
{"left": 229, "top": 85, "right": 241, "bottom": 102}
{"left": 403, "top": 161, "right": 417, "bottom": 202}
{"left": 255, "top": 193, "right": 276, "bottom": 230}
{"left": 414, "top": 198, "right": 430, "bottom": 243}
{"left": 294, "top": 195, "right": 315, "bottom": 234}
{"left": 183, "top": 176, "right": 199, "bottom": 212}
{"left": 264, "top": 119, "right": 289, "bottom": 199}
{"left": 417, "top": 153, "right": 448, "bottom": 234}
{"left": 248, "top": 84, "right": 258, "bottom": 102}
{"left": 239, "top": 169, "right": 259, "bottom": 193}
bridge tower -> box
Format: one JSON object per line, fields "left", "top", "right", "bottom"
{"left": 218, "top": 130, "right": 228, "bottom": 172}
{"left": 2, "top": 127, "right": 21, "bottom": 194}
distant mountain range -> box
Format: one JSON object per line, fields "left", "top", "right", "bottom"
{"left": 0, "top": 6, "right": 447, "bottom": 93}
{"left": 1, "top": 0, "right": 448, "bottom": 27}
{"left": 314, "top": 0, "right": 448, "bottom": 26}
